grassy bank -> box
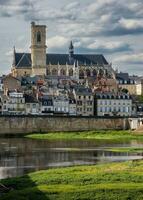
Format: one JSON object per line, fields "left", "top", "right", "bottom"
{"left": 1, "top": 160, "right": 143, "bottom": 200}
{"left": 26, "top": 130, "right": 143, "bottom": 141}
{"left": 106, "top": 147, "right": 143, "bottom": 153}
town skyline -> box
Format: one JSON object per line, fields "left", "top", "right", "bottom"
{"left": 0, "top": 0, "right": 143, "bottom": 75}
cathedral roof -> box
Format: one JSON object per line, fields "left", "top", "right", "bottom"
{"left": 14, "top": 53, "right": 31, "bottom": 68}
{"left": 14, "top": 53, "right": 108, "bottom": 68}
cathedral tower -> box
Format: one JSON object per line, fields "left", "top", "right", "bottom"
{"left": 31, "top": 22, "right": 47, "bottom": 75}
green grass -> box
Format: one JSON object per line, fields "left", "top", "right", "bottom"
{"left": 1, "top": 160, "right": 143, "bottom": 200}
{"left": 106, "top": 147, "right": 143, "bottom": 153}
{"left": 26, "top": 130, "right": 143, "bottom": 141}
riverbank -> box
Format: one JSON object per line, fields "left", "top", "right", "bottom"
{"left": 1, "top": 160, "right": 143, "bottom": 200}
{"left": 26, "top": 130, "right": 143, "bottom": 140}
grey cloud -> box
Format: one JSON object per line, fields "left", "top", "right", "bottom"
{"left": 101, "top": 26, "right": 143, "bottom": 37}
{"left": 0, "top": 0, "right": 10, "bottom": 5}
{"left": 76, "top": 44, "right": 132, "bottom": 54}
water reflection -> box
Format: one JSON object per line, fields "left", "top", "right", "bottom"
{"left": 0, "top": 138, "right": 143, "bottom": 179}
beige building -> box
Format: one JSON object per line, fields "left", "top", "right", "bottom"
{"left": 116, "top": 72, "right": 138, "bottom": 95}
{"left": 11, "top": 22, "right": 115, "bottom": 84}
{"left": 3, "top": 75, "right": 21, "bottom": 95}
{"left": 74, "top": 87, "right": 94, "bottom": 116}
{"left": 135, "top": 79, "right": 143, "bottom": 95}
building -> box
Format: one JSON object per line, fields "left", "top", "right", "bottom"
{"left": 116, "top": 72, "right": 137, "bottom": 95}
{"left": 135, "top": 78, "right": 143, "bottom": 95}
{"left": 69, "top": 98, "right": 76, "bottom": 116}
{"left": 95, "top": 92, "right": 132, "bottom": 117}
{"left": 74, "top": 87, "right": 94, "bottom": 116}
{"left": 2, "top": 92, "right": 25, "bottom": 115}
{"left": 12, "top": 22, "right": 115, "bottom": 83}
{"left": 25, "top": 94, "right": 40, "bottom": 114}
{"left": 40, "top": 95, "right": 54, "bottom": 114}
{"left": 53, "top": 96, "right": 69, "bottom": 114}
{"left": 3, "top": 75, "right": 21, "bottom": 95}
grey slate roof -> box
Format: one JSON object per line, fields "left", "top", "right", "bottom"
{"left": 95, "top": 92, "right": 131, "bottom": 100}
{"left": 116, "top": 73, "right": 129, "bottom": 81}
{"left": 14, "top": 53, "right": 108, "bottom": 68}
{"left": 15, "top": 53, "right": 31, "bottom": 67}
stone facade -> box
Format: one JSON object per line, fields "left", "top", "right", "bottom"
{"left": 0, "top": 116, "right": 129, "bottom": 134}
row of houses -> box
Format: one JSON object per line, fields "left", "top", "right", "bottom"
{"left": 0, "top": 88, "right": 132, "bottom": 117}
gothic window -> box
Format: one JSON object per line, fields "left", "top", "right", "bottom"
{"left": 52, "top": 68, "right": 58, "bottom": 75}
{"left": 92, "top": 69, "right": 97, "bottom": 77}
{"left": 69, "top": 69, "right": 73, "bottom": 76}
{"left": 99, "top": 69, "right": 104, "bottom": 76}
{"left": 37, "top": 31, "right": 41, "bottom": 43}
{"left": 86, "top": 69, "right": 91, "bottom": 77}
{"left": 46, "top": 69, "right": 51, "bottom": 75}
{"left": 60, "top": 69, "right": 66, "bottom": 76}
{"left": 79, "top": 70, "right": 84, "bottom": 79}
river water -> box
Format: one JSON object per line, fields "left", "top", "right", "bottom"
{"left": 0, "top": 137, "right": 143, "bottom": 179}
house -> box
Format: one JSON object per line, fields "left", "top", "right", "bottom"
{"left": 95, "top": 92, "right": 132, "bottom": 117}
{"left": 25, "top": 94, "right": 40, "bottom": 114}
{"left": 116, "top": 72, "right": 137, "bottom": 95}
{"left": 40, "top": 95, "right": 54, "bottom": 114}
{"left": 74, "top": 86, "right": 94, "bottom": 116}
{"left": 2, "top": 92, "right": 25, "bottom": 115}
{"left": 69, "top": 98, "right": 76, "bottom": 115}
{"left": 53, "top": 95, "right": 69, "bottom": 114}
{"left": 3, "top": 75, "right": 21, "bottom": 95}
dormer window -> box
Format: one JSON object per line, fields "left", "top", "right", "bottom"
{"left": 37, "top": 31, "right": 41, "bottom": 43}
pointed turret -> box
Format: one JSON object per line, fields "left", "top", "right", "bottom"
{"left": 69, "top": 41, "right": 74, "bottom": 57}
{"left": 12, "top": 46, "right": 16, "bottom": 67}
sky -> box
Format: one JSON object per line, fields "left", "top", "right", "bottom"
{"left": 0, "top": 0, "right": 143, "bottom": 75}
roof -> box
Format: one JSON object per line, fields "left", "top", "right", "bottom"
{"left": 116, "top": 73, "right": 129, "bottom": 81}
{"left": 95, "top": 92, "right": 131, "bottom": 100}
{"left": 14, "top": 53, "right": 109, "bottom": 68}
{"left": 40, "top": 97, "right": 53, "bottom": 106}
{"left": 24, "top": 94, "right": 39, "bottom": 103}
{"left": 15, "top": 53, "right": 31, "bottom": 67}
{"left": 74, "top": 86, "right": 93, "bottom": 96}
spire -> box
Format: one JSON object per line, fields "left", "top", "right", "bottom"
{"left": 69, "top": 41, "right": 74, "bottom": 57}
{"left": 12, "top": 46, "right": 16, "bottom": 67}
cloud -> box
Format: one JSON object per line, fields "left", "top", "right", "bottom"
{"left": 47, "top": 36, "right": 132, "bottom": 54}
{"left": 0, "top": 0, "right": 34, "bottom": 18}
{"left": 113, "top": 53, "right": 143, "bottom": 65}
{"left": 1, "top": 0, "right": 143, "bottom": 38}
{"left": 46, "top": 36, "right": 70, "bottom": 53}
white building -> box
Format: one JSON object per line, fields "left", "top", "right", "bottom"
{"left": 95, "top": 92, "right": 132, "bottom": 117}
{"left": 25, "top": 94, "right": 40, "bottom": 114}
{"left": 40, "top": 96, "right": 54, "bottom": 114}
{"left": 3, "top": 92, "right": 25, "bottom": 114}
{"left": 53, "top": 96, "right": 69, "bottom": 114}
{"left": 69, "top": 98, "right": 76, "bottom": 115}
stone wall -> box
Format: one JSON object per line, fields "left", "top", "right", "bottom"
{"left": 0, "top": 116, "right": 130, "bottom": 134}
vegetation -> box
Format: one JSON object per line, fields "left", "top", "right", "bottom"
{"left": 1, "top": 160, "right": 143, "bottom": 200}
{"left": 26, "top": 130, "right": 143, "bottom": 141}
{"left": 106, "top": 147, "right": 143, "bottom": 153}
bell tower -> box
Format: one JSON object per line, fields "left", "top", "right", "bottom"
{"left": 30, "top": 22, "right": 47, "bottom": 75}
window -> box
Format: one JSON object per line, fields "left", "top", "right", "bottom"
{"left": 44, "top": 101, "right": 47, "bottom": 106}
{"left": 37, "top": 31, "right": 41, "bottom": 43}
{"left": 33, "top": 104, "right": 36, "bottom": 108}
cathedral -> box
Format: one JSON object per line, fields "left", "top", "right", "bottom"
{"left": 11, "top": 22, "right": 115, "bottom": 81}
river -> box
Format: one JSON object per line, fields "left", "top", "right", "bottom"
{"left": 0, "top": 137, "right": 143, "bottom": 179}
